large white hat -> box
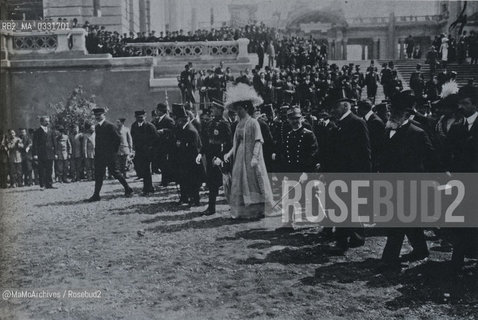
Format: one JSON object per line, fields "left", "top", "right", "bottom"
{"left": 224, "top": 83, "right": 263, "bottom": 109}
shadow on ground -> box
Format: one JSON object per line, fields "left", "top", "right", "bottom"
{"left": 301, "top": 258, "right": 478, "bottom": 317}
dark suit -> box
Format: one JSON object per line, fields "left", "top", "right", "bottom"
{"left": 314, "top": 120, "right": 337, "bottom": 173}
{"left": 174, "top": 123, "right": 203, "bottom": 204}
{"left": 32, "top": 127, "right": 56, "bottom": 188}
{"left": 332, "top": 112, "right": 372, "bottom": 249}
{"left": 331, "top": 112, "right": 372, "bottom": 173}
{"left": 380, "top": 121, "right": 435, "bottom": 263}
{"left": 448, "top": 116, "right": 478, "bottom": 268}
{"left": 153, "top": 114, "right": 175, "bottom": 185}
{"left": 93, "top": 120, "right": 131, "bottom": 196}
{"left": 131, "top": 121, "right": 157, "bottom": 193}
{"left": 365, "top": 112, "right": 386, "bottom": 172}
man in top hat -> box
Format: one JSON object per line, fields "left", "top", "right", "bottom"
{"left": 152, "top": 102, "right": 175, "bottom": 186}
{"left": 32, "top": 116, "right": 57, "bottom": 189}
{"left": 87, "top": 108, "right": 133, "bottom": 202}
{"left": 377, "top": 90, "right": 435, "bottom": 271}
{"left": 131, "top": 110, "right": 157, "bottom": 195}
{"left": 357, "top": 99, "right": 386, "bottom": 172}
{"left": 374, "top": 101, "right": 390, "bottom": 124}
{"left": 172, "top": 104, "right": 203, "bottom": 206}
{"left": 279, "top": 107, "right": 319, "bottom": 173}
{"left": 314, "top": 111, "right": 337, "bottom": 173}
{"left": 326, "top": 89, "right": 371, "bottom": 253}
{"left": 200, "top": 101, "right": 232, "bottom": 215}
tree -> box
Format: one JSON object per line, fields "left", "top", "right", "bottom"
{"left": 48, "top": 85, "right": 106, "bottom": 131}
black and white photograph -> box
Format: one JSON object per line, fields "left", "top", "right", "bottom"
{"left": 1, "top": 0, "right": 478, "bottom": 319}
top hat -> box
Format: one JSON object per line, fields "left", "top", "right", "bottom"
{"left": 390, "top": 90, "right": 416, "bottom": 113}
{"left": 134, "top": 110, "right": 146, "bottom": 116}
{"left": 156, "top": 103, "right": 168, "bottom": 113}
{"left": 260, "top": 104, "right": 274, "bottom": 117}
{"left": 172, "top": 103, "right": 187, "bottom": 118}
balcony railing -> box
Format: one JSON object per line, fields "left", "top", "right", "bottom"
{"left": 124, "top": 39, "right": 250, "bottom": 61}
{"left": 1, "top": 28, "right": 87, "bottom": 57}
{"left": 346, "top": 14, "right": 444, "bottom": 26}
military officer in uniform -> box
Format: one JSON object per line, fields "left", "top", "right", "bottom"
{"left": 87, "top": 108, "right": 133, "bottom": 202}
{"left": 280, "top": 107, "right": 319, "bottom": 173}
{"left": 131, "top": 110, "right": 157, "bottom": 196}
{"left": 201, "top": 101, "right": 232, "bottom": 215}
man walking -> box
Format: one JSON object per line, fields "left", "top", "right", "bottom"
{"left": 86, "top": 108, "right": 133, "bottom": 202}
{"left": 131, "top": 111, "right": 157, "bottom": 196}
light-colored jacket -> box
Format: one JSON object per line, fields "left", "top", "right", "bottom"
{"left": 6, "top": 136, "right": 23, "bottom": 163}
{"left": 83, "top": 132, "right": 95, "bottom": 159}
{"left": 70, "top": 133, "right": 83, "bottom": 158}
{"left": 56, "top": 134, "right": 72, "bottom": 160}
{"left": 118, "top": 126, "right": 133, "bottom": 156}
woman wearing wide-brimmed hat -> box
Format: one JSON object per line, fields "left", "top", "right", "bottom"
{"left": 223, "top": 84, "right": 273, "bottom": 219}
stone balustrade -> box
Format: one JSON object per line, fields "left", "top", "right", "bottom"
{"left": 1, "top": 28, "right": 88, "bottom": 58}
{"left": 346, "top": 14, "right": 443, "bottom": 26}
{"left": 125, "top": 38, "right": 250, "bottom": 61}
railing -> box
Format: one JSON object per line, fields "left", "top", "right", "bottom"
{"left": 1, "top": 28, "right": 87, "bottom": 57}
{"left": 125, "top": 38, "right": 250, "bottom": 61}
{"left": 346, "top": 14, "right": 443, "bottom": 25}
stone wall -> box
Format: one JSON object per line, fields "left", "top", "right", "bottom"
{"left": 1, "top": 57, "right": 181, "bottom": 130}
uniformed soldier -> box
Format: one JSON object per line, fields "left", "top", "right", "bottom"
{"left": 200, "top": 101, "right": 232, "bottom": 215}
{"left": 280, "top": 107, "right": 319, "bottom": 173}
{"left": 131, "top": 110, "right": 157, "bottom": 196}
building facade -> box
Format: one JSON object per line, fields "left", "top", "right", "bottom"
{"left": 42, "top": 0, "right": 151, "bottom": 34}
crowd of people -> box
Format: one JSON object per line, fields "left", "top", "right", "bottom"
{"left": 423, "top": 31, "right": 478, "bottom": 70}
{"left": 2, "top": 51, "right": 477, "bottom": 275}
{"left": 83, "top": 22, "right": 277, "bottom": 57}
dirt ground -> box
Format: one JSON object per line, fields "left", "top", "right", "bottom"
{"left": 0, "top": 175, "right": 477, "bottom": 320}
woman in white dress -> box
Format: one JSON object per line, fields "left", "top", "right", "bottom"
{"left": 223, "top": 84, "right": 273, "bottom": 219}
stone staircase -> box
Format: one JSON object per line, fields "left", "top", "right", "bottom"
{"left": 150, "top": 59, "right": 252, "bottom": 90}
{"left": 393, "top": 59, "right": 478, "bottom": 88}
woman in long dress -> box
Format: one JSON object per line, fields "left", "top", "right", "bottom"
{"left": 224, "top": 84, "right": 273, "bottom": 219}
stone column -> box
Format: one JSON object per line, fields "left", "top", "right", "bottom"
{"left": 372, "top": 37, "right": 379, "bottom": 60}
{"left": 70, "top": 28, "right": 88, "bottom": 54}
{"left": 399, "top": 37, "right": 405, "bottom": 60}
{"left": 335, "top": 40, "right": 342, "bottom": 60}
{"left": 328, "top": 38, "right": 334, "bottom": 60}
{"left": 361, "top": 44, "right": 366, "bottom": 60}
{"left": 167, "top": 0, "right": 178, "bottom": 32}
{"left": 236, "top": 38, "right": 250, "bottom": 62}
{"left": 342, "top": 38, "right": 348, "bottom": 60}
